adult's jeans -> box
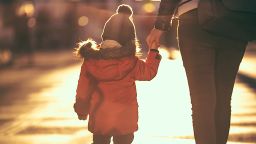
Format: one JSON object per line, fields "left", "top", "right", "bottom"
{"left": 178, "top": 10, "right": 247, "bottom": 144}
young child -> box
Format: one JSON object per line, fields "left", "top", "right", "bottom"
{"left": 74, "top": 4, "right": 161, "bottom": 144}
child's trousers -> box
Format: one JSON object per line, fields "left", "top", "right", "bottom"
{"left": 92, "top": 133, "right": 134, "bottom": 144}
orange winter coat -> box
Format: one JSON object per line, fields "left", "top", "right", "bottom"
{"left": 74, "top": 44, "right": 161, "bottom": 135}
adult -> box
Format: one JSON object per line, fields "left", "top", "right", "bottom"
{"left": 146, "top": 0, "right": 248, "bottom": 144}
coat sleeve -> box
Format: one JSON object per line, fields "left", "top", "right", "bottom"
{"left": 133, "top": 50, "right": 161, "bottom": 81}
{"left": 155, "top": 0, "right": 180, "bottom": 31}
{"left": 74, "top": 61, "right": 96, "bottom": 117}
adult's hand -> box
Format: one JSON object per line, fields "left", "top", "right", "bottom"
{"left": 146, "top": 28, "right": 164, "bottom": 49}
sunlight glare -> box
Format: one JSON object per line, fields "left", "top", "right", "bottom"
{"left": 158, "top": 48, "right": 170, "bottom": 59}
{"left": 27, "top": 65, "right": 81, "bottom": 120}
{"left": 136, "top": 58, "right": 193, "bottom": 139}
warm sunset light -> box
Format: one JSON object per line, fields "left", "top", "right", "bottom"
{"left": 158, "top": 48, "right": 170, "bottom": 59}
{"left": 136, "top": 58, "right": 193, "bottom": 142}
{"left": 0, "top": 1, "right": 255, "bottom": 144}
{"left": 158, "top": 47, "right": 181, "bottom": 60}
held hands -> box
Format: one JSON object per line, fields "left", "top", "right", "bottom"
{"left": 146, "top": 28, "right": 164, "bottom": 49}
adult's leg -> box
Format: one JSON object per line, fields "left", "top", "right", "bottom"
{"left": 178, "top": 10, "right": 247, "bottom": 144}
{"left": 113, "top": 133, "right": 134, "bottom": 144}
{"left": 215, "top": 40, "right": 246, "bottom": 144}
{"left": 92, "top": 134, "right": 111, "bottom": 144}
{"left": 178, "top": 10, "right": 218, "bottom": 144}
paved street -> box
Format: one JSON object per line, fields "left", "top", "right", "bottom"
{"left": 0, "top": 49, "right": 255, "bottom": 144}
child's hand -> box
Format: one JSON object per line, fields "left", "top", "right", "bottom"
{"left": 78, "top": 115, "right": 87, "bottom": 120}
{"left": 150, "top": 41, "right": 159, "bottom": 50}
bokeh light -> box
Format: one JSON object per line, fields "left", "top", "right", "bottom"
{"left": 0, "top": 49, "right": 12, "bottom": 64}
{"left": 143, "top": 2, "right": 156, "bottom": 13}
{"left": 78, "top": 16, "right": 89, "bottom": 27}
{"left": 17, "top": 3, "right": 35, "bottom": 17}
{"left": 28, "top": 17, "right": 36, "bottom": 28}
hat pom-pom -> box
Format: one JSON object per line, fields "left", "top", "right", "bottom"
{"left": 116, "top": 4, "right": 133, "bottom": 17}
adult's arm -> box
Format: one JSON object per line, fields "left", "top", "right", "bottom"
{"left": 154, "top": 0, "right": 180, "bottom": 31}
{"left": 147, "top": 0, "right": 180, "bottom": 48}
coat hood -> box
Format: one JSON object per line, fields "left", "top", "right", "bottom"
{"left": 82, "top": 40, "right": 137, "bottom": 81}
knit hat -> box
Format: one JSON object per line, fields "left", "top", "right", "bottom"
{"left": 101, "top": 4, "right": 136, "bottom": 46}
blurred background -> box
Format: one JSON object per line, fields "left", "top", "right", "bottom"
{"left": 0, "top": 0, "right": 179, "bottom": 67}
{"left": 0, "top": 0, "right": 255, "bottom": 144}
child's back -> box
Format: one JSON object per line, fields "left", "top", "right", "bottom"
{"left": 74, "top": 4, "right": 161, "bottom": 144}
